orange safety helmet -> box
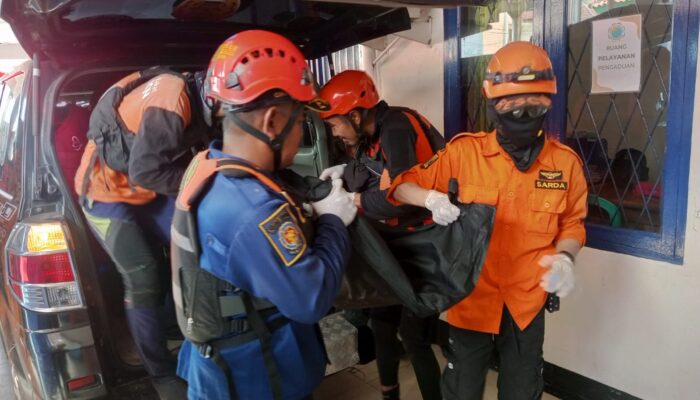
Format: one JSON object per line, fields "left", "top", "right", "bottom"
{"left": 482, "top": 41, "right": 557, "bottom": 100}
{"left": 205, "top": 30, "right": 324, "bottom": 109}
{"left": 319, "top": 70, "right": 380, "bottom": 119}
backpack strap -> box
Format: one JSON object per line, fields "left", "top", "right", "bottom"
{"left": 193, "top": 312, "right": 290, "bottom": 400}
{"left": 176, "top": 150, "right": 219, "bottom": 211}
{"left": 177, "top": 150, "right": 305, "bottom": 222}
{"left": 240, "top": 292, "right": 284, "bottom": 400}
{"left": 78, "top": 150, "right": 98, "bottom": 207}
{"left": 374, "top": 109, "right": 437, "bottom": 192}
{"left": 401, "top": 110, "right": 437, "bottom": 164}
{"left": 374, "top": 106, "right": 441, "bottom": 166}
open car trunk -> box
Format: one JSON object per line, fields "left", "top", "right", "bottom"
{"left": 1, "top": 0, "right": 412, "bottom": 67}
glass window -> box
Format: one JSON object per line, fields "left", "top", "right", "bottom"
{"left": 566, "top": 0, "right": 672, "bottom": 232}
{"left": 569, "top": 0, "right": 643, "bottom": 24}
{"left": 331, "top": 45, "right": 363, "bottom": 75}
{"left": 458, "top": 0, "right": 536, "bottom": 133}
{"left": 309, "top": 45, "right": 363, "bottom": 87}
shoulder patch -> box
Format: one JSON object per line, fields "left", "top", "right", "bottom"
{"left": 258, "top": 203, "right": 307, "bottom": 267}
{"left": 421, "top": 153, "right": 439, "bottom": 169}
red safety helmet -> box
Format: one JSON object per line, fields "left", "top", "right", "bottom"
{"left": 205, "top": 30, "right": 327, "bottom": 111}
{"left": 482, "top": 41, "right": 557, "bottom": 99}
{"left": 319, "top": 70, "right": 380, "bottom": 119}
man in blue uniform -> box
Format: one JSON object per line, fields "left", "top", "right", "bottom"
{"left": 174, "top": 30, "right": 357, "bottom": 400}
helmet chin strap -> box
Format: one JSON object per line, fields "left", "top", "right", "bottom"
{"left": 226, "top": 104, "right": 303, "bottom": 170}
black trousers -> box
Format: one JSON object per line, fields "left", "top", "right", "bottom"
{"left": 441, "top": 306, "right": 545, "bottom": 400}
{"left": 371, "top": 305, "right": 448, "bottom": 400}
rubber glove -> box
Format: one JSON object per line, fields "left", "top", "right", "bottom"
{"left": 425, "top": 190, "right": 460, "bottom": 226}
{"left": 319, "top": 164, "right": 347, "bottom": 180}
{"left": 538, "top": 254, "right": 575, "bottom": 298}
{"left": 311, "top": 179, "right": 357, "bottom": 226}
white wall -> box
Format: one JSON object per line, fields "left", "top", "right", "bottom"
{"left": 0, "top": 20, "right": 27, "bottom": 72}
{"left": 378, "top": 10, "right": 700, "bottom": 400}
{"left": 543, "top": 27, "right": 700, "bottom": 400}
{"left": 369, "top": 9, "right": 445, "bottom": 134}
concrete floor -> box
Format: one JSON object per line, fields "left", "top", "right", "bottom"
{"left": 315, "top": 346, "right": 560, "bottom": 400}
{"left": 0, "top": 341, "right": 559, "bottom": 400}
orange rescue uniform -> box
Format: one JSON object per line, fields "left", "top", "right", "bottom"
{"left": 388, "top": 131, "right": 587, "bottom": 334}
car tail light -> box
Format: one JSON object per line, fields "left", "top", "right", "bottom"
{"left": 26, "top": 223, "right": 69, "bottom": 252}
{"left": 6, "top": 222, "right": 83, "bottom": 311}
{"left": 67, "top": 374, "right": 98, "bottom": 391}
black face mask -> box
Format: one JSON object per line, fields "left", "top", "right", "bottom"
{"left": 487, "top": 102, "right": 547, "bottom": 172}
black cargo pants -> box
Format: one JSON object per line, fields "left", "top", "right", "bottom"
{"left": 441, "top": 306, "right": 545, "bottom": 400}
{"left": 371, "top": 305, "right": 449, "bottom": 400}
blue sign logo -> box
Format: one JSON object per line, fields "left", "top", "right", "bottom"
{"left": 608, "top": 23, "right": 625, "bottom": 40}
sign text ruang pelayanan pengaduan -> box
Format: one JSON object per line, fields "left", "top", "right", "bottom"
{"left": 591, "top": 14, "right": 642, "bottom": 94}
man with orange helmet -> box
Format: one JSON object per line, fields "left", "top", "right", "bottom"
{"left": 387, "top": 42, "right": 588, "bottom": 399}
{"left": 318, "top": 70, "right": 446, "bottom": 400}
{"left": 174, "top": 30, "right": 356, "bottom": 400}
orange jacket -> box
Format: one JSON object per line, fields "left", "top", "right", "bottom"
{"left": 388, "top": 131, "right": 587, "bottom": 333}
{"left": 75, "top": 72, "right": 193, "bottom": 205}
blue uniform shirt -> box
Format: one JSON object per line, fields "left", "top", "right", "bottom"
{"left": 177, "top": 144, "right": 351, "bottom": 400}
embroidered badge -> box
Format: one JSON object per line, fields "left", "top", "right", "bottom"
{"left": 422, "top": 154, "right": 439, "bottom": 169}
{"left": 535, "top": 180, "right": 568, "bottom": 190}
{"left": 278, "top": 222, "right": 303, "bottom": 251}
{"left": 259, "top": 203, "right": 307, "bottom": 266}
{"left": 539, "top": 170, "right": 563, "bottom": 180}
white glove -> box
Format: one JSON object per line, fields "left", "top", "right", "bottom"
{"left": 301, "top": 203, "right": 314, "bottom": 218}
{"left": 311, "top": 179, "right": 357, "bottom": 226}
{"left": 424, "top": 190, "right": 460, "bottom": 226}
{"left": 538, "top": 254, "right": 576, "bottom": 298}
{"left": 319, "top": 164, "right": 347, "bottom": 180}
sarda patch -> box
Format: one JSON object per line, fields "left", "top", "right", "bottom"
{"left": 259, "top": 203, "right": 307, "bottom": 267}
{"left": 539, "top": 170, "right": 563, "bottom": 180}
{"left": 535, "top": 180, "right": 568, "bottom": 190}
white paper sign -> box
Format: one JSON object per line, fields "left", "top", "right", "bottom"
{"left": 591, "top": 14, "right": 642, "bottom": 94}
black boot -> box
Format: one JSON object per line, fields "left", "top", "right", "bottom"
{"left": 152, "top": 375, "right": 188, "bottom": 400}
{"left": 126, "top": 307, "right": 186, "bottom": 399}
{"left": 125, "top": 307, "right": 178, "bottom": 376}
{"left": 382, "top": 385, "right": 400, "bottom": 400}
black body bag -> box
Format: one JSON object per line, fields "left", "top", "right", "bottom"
{"left": 279, "top": 172, "right": 496, "bottom": 318}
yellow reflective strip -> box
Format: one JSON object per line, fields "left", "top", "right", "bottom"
{"left": 83, "top": 211, "right": 112, "bottom": 240}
